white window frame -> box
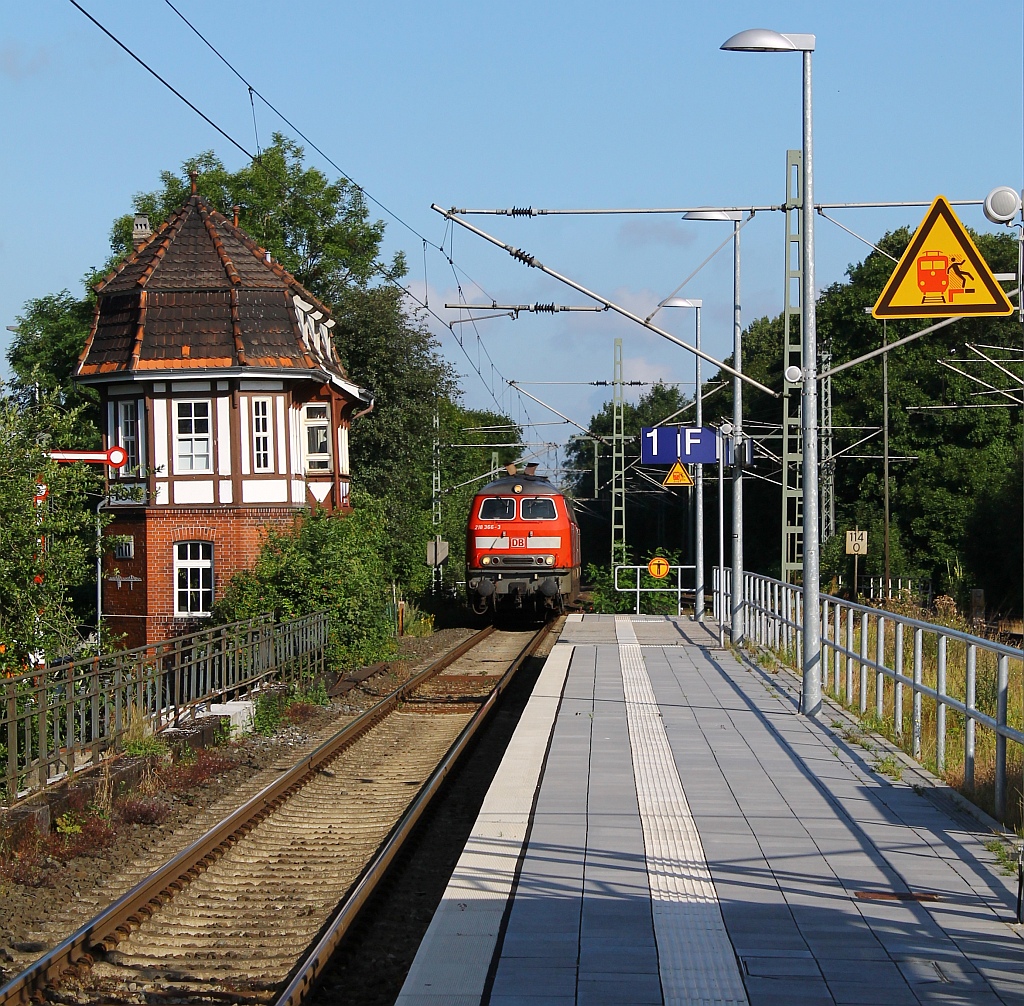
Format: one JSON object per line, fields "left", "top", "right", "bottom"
{"left": 175, "top": 400, "right": 212, "bottom": 473}
{"left": 174, "top": 541, "right": 214, "bottom": 617}
{"left": 252, "top": 397, "right": 274, "bottom": 473}
{"left": 117, "top": 400, "right": 141, "bottom": 473}
{"left": 521, "top": 497, "right": 558, "bottom": 521}
{"left": 302, "top": 403, "right": 332, "bottom": 472}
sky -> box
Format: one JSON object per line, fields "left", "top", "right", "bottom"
{"left": 2, "top": 1, "right": 1022, "bottom": 471}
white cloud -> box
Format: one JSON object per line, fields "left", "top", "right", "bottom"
{"left": 617, "top": 218, "right": 697, "bottom": 249}
{"left": 0, "top": 44, "right": 49, "bottom": 80}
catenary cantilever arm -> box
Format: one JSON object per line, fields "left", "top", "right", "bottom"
{"left": 431, "top": 204, "right": 779, "bottom": 399}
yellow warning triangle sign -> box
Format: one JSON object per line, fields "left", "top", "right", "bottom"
{"left": 663, "top": 460, "right": 693, "bottom": 487}
{"left": 872, "top": 196, "right": 1013, "bottom": 319}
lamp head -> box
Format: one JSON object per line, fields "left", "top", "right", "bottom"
{"left": 721, "top": 29, "right": 815, "bottom": 52}
{"left": 983, "top": 186, "right": 1022, "bottom": 225}
{"left": 661, "top": 297, "right": 703, "bottom": 309}
{"left": 683, "top": 208, "right": 743, "bottom": 222}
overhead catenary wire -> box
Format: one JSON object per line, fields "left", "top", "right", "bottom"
{"left": 80, "top": 0, "right": 521, "bottom": 424}
{"left": 67, "top": 0, "right": 254, "bottom": 160}
{"left": 432, "top": 205, "right": 778, "bottom": 399}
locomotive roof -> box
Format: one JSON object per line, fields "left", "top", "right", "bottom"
{"left": 476, "top": 474, "right": 565, "bottom": 497}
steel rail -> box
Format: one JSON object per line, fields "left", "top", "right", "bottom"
{"left": 274, "top": 620, "right": 554, "bottom": 1006}
{"left": 0, "top": 624, "right": 498, "bottom": 1006}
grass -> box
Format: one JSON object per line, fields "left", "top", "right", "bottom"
{"left": 253, "top": 678, "right": 329, "bottom": 736}
{"left": 874, "top": 753, "right": 904, "bottom": 782}
{"left": 985, "top": 837, "right": 1021, "bottom": 876}
{"left": 767, "top": 594, "right": 1024, "bottom": 826}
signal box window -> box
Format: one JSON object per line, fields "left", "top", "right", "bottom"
{"left": 175, "top": 541, "right": 213, "bottom": 616}
{"left": 176, "top": 401, "right": 211, "bottom": 472}
{"left": 117, "top": 401, "right": 140, "bottom": 472}
{"left": 479, "top": 497, "right": 515, "bottom": 520}
{"left": 252, "top": 398, "right": 273, "bottom": 472}
{"left": 521, "top": 497, "right": 557, "bottom": 520}
{"left": 303, "top": 404, "right": 331, "bottom": 471}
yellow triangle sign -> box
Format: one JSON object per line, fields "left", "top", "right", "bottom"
{"left": 663, "top": 460, "right": 693, "bottom": 487}
{"left": 872, "top": 196, "right": 1013, "bottom": 319}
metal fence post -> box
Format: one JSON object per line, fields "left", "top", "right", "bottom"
{"left": 875, "top": 616, "right": 885, "bottom": 722}
{"left": 859, "top": 610, "right": 869, "bottom": 715}
{"left": 845, "top": 606, "right": 854, "bottom": 706}
{"left": 996, "top": 653, "right": 1009, "bottom": 820}
{"left": 821, "top": 600, "right": 830, "bottom": 695}
{"left": 936, "top": 634, "right": 946, "bottom": 773}
{"left": 894, "top": 621, "right": 904, "bottom": 737}
{"left": 5, "top": 680, "right": 17, "bottom": 802}
{"left": 965, "top": 644, "right": 976, "bottom": 792}
{"left": 912, "top": 627, "right": 923, "bottom": 761}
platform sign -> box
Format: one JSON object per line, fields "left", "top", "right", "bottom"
{"left": 662, "top": 461, "right": 693, "bottom": 487}
{"left": 647, "top": 556, "right": 671, "bottom": 579}
{"left": 872, "top": 196, "right": 1013, "bottom": 319}
{"left": 641, "top": 426, "right": 718, "bottom": 465}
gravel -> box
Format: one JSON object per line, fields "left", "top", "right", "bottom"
{"left": 0, "top": 626, "right": 477, "bottom": 986}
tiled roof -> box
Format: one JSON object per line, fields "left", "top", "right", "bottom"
{"left": 77, "top": 192, "right": 356, "bottom": 390}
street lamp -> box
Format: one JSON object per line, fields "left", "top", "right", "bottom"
{"left": 662, "top": 297, "right": 705, "bottom": 619}
{"left": 723, "top": 28, "right": 821, "bottom": 716}
{"left": 682, "top": 209, "right": 744, "bottom": 641}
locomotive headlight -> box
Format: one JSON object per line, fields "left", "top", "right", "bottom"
{"left": 545, "top": 555, "right": 555, "bottom": 566}
{"left": 482, "top": 556, "right": 491, "bottom": 565}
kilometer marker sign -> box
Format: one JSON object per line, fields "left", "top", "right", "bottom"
{"left": 872, "top": 196, "right": 1013, "bottom": 319}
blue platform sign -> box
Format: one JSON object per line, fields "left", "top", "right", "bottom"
{"left": 641, "top": 426, "right": 718, "bottom": 465}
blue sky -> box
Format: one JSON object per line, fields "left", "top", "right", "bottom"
{"left": 2, "top": 1, "right": 1022, "bottom": 466}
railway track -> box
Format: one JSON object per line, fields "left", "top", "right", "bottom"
{"left": 1, "top": 621, "right": 555, "bottom": 1006}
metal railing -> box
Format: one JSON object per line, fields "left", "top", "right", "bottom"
{"left": 2, "top": 611, "right": 329, "bottom": 804}
{"left": 614, "top": 564, "right": 695, "bottom": 614}
{"left": 714, "top": 568, "right": 1024, "bottom": 821}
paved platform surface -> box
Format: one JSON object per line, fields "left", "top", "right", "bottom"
{"left": 396, "top": 614, "right": 1024, "bottom": 1005}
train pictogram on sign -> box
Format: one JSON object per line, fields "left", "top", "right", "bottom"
{"left": 872, "top": 196, "right": 1013, "bottom": 319}
{"left": 662, "top": 461, "right": 694, "bottom": 487}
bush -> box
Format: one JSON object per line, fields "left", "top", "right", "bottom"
{"left": 214, "top": 498, "right": 396, "bottom": 669}
{"left": 116, "top": 796, "right": 170, "bottom": 825}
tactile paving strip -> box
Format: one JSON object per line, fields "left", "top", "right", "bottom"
{"left": 615, "top": 616, "right": 749, "bottom": 1006}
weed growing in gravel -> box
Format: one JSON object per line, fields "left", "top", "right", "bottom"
{"left": 160, "top": 747, "right": 236, "bottom": 794}
{"left": 255, "top": 679, "right": 329, "bottom": 734}
{"left": 115, "top": 796, "right": 170, "bottom": 826}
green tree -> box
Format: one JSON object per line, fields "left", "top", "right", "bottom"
{"left": 109, "top": 135, "right": 396, "bottom": 305}
{"left": 7, "top": 292, "right": 100, "bottom": 441}
{"left": 0, "top": 395, "right": 104, "bottom": 669}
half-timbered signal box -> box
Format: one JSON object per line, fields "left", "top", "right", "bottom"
{"left": 76, "top": 182, "right": 372, "bottom": 647}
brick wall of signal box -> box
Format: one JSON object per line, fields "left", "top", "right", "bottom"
{"left": 102, "top": 507, "right": 301, "bottom": 649}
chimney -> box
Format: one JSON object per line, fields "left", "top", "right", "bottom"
{"left": 232, "top": 205, "right": 240, "bottom": 228}
{"left": 525, "top": 463, "right": 539, "bottom": 477}
{"left": 132, "top": 214, "right": 152, "bottom": 250}
{"left": 505, "top": 463, "right": 517, "bottom": 476}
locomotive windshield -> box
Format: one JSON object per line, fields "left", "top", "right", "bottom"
{"left": 521, "top": 497, "right": 557, "bottom": 520}
{"left": 479, "top": 497, "right": 515, "bottom": 520}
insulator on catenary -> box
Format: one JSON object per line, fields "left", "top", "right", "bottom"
{"left": 509, "top": 206, "right": 534, "bottom": 217}
{"left": 510, "top": 246, "right": 536, "bottom": 266}
{"left": 533, "top": 303, "right": 557, "bottom": 313}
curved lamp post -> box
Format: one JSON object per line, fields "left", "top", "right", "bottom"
{"left": 722, "top": 28, "right": 821, "bottom": 716}
{"left": 662, "top": 297, "right": 705, "bottom": 619}
{"left": 682, "top": 208, "right": 744, "bottom": 641}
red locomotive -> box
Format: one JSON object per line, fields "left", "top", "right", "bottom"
{"left": 466, "top": 463, "right": 581, "bottom": 615}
